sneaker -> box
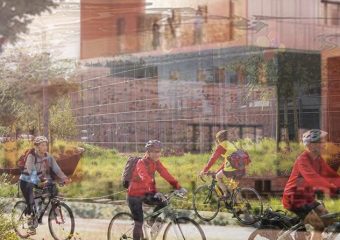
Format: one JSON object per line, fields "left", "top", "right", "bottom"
{"left": 225, "top": 201, "right": 233, "bottom": 210}
{"left": 146, "top": 219, "right": 154, "bottom": 227}
{"left": 28, "top": 216, "right": 38, "bottom": 229}
{"left": 27, "top": 227, "right": 36, "bottom": 235}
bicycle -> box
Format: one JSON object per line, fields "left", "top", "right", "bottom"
{"left": 248, "top": 207, "right": 340, "bottom": 240}
{"left": 192, "top": 171, "right": 263, "bottom": 225}
{"left": 12, "top": 182, "right": 75, "bottom": 240}
{"left": 248, "top": 208, "right": 309, "bottom": 240}
{"left": 107, "top": 190, "right": 206, "bottom": 240}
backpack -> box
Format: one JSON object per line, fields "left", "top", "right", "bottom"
{"left": 17, "top": 148, "right": 36, "bottom": 172}
{"left": 122, "top": 156, "right": 141, "bottom": 189}
{"left": 227, "top": 149, "right": 251, "bottom": 170}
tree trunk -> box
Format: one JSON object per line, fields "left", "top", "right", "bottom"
{"left": 292, "top": 87, "right": 299, "bottom": 142}
{"left": 283, "top": 97, "right": 290, "bottom": 150}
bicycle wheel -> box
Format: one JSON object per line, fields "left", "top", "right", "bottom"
{"left": 107, "top": 212, "right": 135, "bottom": 240}
{"left": 12, "top": 200, "right": 30, "bottom": 238}
{"left": 193, "top": 185, "right": 220, "bottom": 221}
{"left": 248, "top": 227, "right": 293, "bottom": 240}
{"left": 48, "top": 202, "right": 75, "bottom": 240}
{"left": 163, "top": 217, "right": 206, "bottom": 240}
{"left": 233, "top": 187, "right": 263, "bottom": 225}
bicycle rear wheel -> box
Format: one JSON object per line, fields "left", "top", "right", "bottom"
{"left": 48, "top": 202, "right": 75, "bottom": 240}
{"left": 12, "top": 200, "right": 30, "bottom": 238}
{"left": 193, "top": 185, "right": 220, "bottom": 221}
{"left": 163, "top": 217, "right": 206, "bottom": 240}
{"left": 233, "top": 187, "right": 263, "bottom": 225}
{"left": 107, "top": 212, "right": 135, "bottom": 240}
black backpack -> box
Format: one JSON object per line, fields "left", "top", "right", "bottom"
{"left": 122, "top": 156, "right": 141, "bottom": 189}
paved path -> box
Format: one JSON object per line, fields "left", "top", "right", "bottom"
{"left": 26, "top": 217, "right": 257, "bottom": 240}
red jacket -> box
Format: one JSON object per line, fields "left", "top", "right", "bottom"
{"left": 128, "top": 157, "right": 181, "bottom": 197}
{"left": 282, "top": 151, "right": 340, "bottom": 210}
{"left": 203, "top": 145, "right": 226, "bottom": 172}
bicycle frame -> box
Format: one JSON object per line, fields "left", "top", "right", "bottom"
{"left": 205, "top": 175, "right": 237, "bottom": 207}
{"left": 272, "top": 211, "right": 340, "bottom": 240}
{"left": 140, "top": 192, "right": 189, "bottom": 240}
{"left": 32, "top": 185, "right": 66, "bottom": 225}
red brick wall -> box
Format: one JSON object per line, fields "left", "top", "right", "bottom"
{"left": 70, "top": 65, "right": 276, "bottom": 152}
{"left": 80, "top": 0, "right": 145, "bottom": 59}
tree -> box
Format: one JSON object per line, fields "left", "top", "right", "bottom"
{"left": 224, "top": 49, "right": 321, "bottom": 152}
{"left": 0, "top": 80, "right": 23, "bottom": 134}
{"left": 0, "top": 0, "right": 58, "bottom": 52}
{"left": 49, "top": 97, "right": 78, "bottom": 141}
{"left": 0, "top": 50, "right": 79, "bottom": 136}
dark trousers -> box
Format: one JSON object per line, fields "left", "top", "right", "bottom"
{"left": 127, "top": 194, "right": 167, "bottom": 240}
{"left": 20, "top": 180, "right": 35, "bottom": 215}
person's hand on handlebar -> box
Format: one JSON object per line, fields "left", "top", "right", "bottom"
{"left": 199, "top": 170, "right": 207, "bottom": 177}
{"left": 154, "top": 192, "right": 167, "bottom": 202}
{"left": 177, "top": 187, "right": 187, "bottom": 195}
{"left": 61, "top": 178, "right": 72, "bottom": 185}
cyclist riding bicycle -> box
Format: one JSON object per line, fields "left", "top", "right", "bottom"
{"left": 199, "top": 130, "right": 246, "bottom": 200}
{"left": 282, "top": 129, "right": 340, "bottom": 240}
{"left": 19, "top": 136, "right": 71, "bottom": 235}
{"left": 127, "top": 140, "right": 187, "bottom": 240}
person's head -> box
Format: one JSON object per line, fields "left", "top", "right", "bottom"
{"left": 215, "top": 130, "right": 228, "bottom": 144}
{"left": 33, "top": 136, "right": 48, "bottom": 155}
{"left": 302, "top": 129, "right": 328, "bottom": 156}
{"left": 145, "top": 140, "right": 162, "bottom": 161}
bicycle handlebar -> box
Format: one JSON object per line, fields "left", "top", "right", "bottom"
{"left": 165, "top": 190, "right": 187, "bottom": 202}
{"left": 199, "top": 171, "right": 216, "bottom": 182}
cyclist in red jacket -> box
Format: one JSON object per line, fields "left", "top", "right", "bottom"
{"left": 127, "top": 140, "right": 187, "bottom": 240}
{"left": 282, "top": 129, "right": 340, "bottom": 240}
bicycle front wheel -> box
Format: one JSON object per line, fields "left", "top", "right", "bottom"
{"left": 247, "top": 225, "right": 293, "bottom": 240}
{"left": 12, "top": 200, "right": 30, "bottom": 239}
{"left": 48, "top": 202, "right": 75, "bottom": 240}
{"left": 233, "top": 187, "right": 263, "bottom": 225}
{"left": 193, "top": 185, "right": 220, "bottom": 221}
{"left": 107, "top": 212, "right": 135, "bottom": 240}
{"left": 163, "top": 217, "right": 206, "bottom": 240}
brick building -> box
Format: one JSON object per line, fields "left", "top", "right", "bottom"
{"left": 70, "top": 46, "right": 323, "bottom": 152}
{"left": 73, "top": 0, "right": 340, "bottom": 152}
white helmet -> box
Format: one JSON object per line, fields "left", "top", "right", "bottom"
{"left": 145, "top": 140, "right": 162, "bottom": 151}
{"left": 302, "top": 129, "right": 327, "bottom": 146}
{"left": 33, "top": 136, "right": 48, "bottom": 145}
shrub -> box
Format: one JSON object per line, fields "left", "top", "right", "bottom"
{"left": 0, "top": 174, "right": 19, "bottom": 240}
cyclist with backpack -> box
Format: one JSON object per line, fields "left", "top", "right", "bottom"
{"left": 18, "top": 136, "right": 71, "bottom": 235}
{"left": 199, "top": 130, "right": 250, "bottom": 200}
{"left": 282, "top": 129, "right": 340, "bottom": 240}
{"left": 126, "top": 140, "right": 187, "bottom": 240}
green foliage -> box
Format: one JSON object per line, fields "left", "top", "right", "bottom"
{"left": 0, "top": 174, "right": 17, "bottom": 197}
{"left": 0, "top": 50, "right": 79, "bottom": 136}
{"left": 0, "top": 175, "right": 19, "bottom": 240}
{"left": 60, "top": 138, "right": 304, "bottom": 200}
{"left": 0, "top": 0, "right": 57, "bottom": 51}
{"left": 0, "top": 80, "right": 23, "bottom": 129}
{"left": 50, "top": 97, "right": 78, "bottom": 140}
